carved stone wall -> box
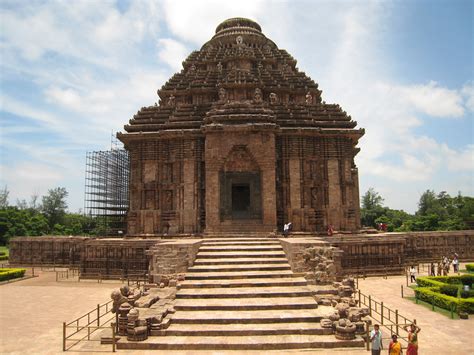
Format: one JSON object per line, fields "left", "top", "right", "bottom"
{"left": 126, "top": 137, "right": 205, "bottom": 234}
{"left": 276, "top": 136, "right": 361, "bottom": 232}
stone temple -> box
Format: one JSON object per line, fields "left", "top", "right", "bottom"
{"left": 118, "top": 17, "right": 364, "bottom": 236}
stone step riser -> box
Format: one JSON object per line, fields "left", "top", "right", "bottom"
{"left": 196, "top": 254, "right": 286, "bottom": 259}
{"left": 176, "top": 291, "right": 313, "bottom": 299}
{"left": 171, "top": 316, "right": 324, "bottom": 325}
{"left": 193, "top": 259, "right": 288, "bottom": 265}
{"left": 199, "top": 248, "right": 283, "bottom": 252}
{"left": 117, "top": 340, "right": 365, "bottom": 351}
{"left": 174, "top": 304, "right": 318, "bottom": 311}
{"left": 179, "top": 280, "right": 308, "bottom": 288}
{"left": 188, "top": 266, "right": 291, "bottom": 272}
{"left": 185, "top": 273, "right": 296, "bottom": 280}
{"left": 202, "top": 241, "right": 281, "bottom": 245}
{"left": 202, "top": 243, "right": 281, "bottom": 247}
{"left": 161, "top": 328, "right": 332, "bottom": 336}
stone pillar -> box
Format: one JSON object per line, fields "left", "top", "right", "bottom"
{"left": 288, "top": 158, "right": 302, "bottom": 229}
{"left": 327, "top": 159, "right": 342, "bottom": 230}
{"left": 183, "top": 160, "right": 197, "bottom": 232}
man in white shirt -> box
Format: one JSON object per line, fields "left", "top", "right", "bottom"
{"left": 370, "top": 324, "right": 383, "bottom": 355}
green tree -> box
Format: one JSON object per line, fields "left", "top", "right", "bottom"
{"left": 41, "top": 187, "right": 68, "bottom": 230}
{"left": 0, "top": 186, "right": 9, "bottom": 208}
{"left": 360, "top": 188, "right": 386, "bottom": 227}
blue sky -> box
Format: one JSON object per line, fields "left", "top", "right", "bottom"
{"left": 0, "top": 0, "right": 472, "bottom": 213}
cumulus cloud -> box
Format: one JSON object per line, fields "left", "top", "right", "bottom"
{"left": 157, "top": 39, "right": 189, "bottom": 71}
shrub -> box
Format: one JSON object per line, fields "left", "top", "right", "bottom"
{"left": 0, "top": 268, "right": 26, "bottom": 281}
{"left": 440, "top": 284, "right": 459, "bottom": 297}
{"left": 416, "top": 276, "right": 445, "bottom": 288}
{"left": 460, "top": 289, "right": 474, "bottom": 299}
{"left": 0, "top": 255, "right": 8, "bottom": 261}
{"left": 460, "top": 274, "right": 474, "bottom": 287}
{"left": 0, "top": 251, "right": 5, "bottom": 256}
{"left": 466, "top": 264, "right": 474, "bottom": 272}
{"left": 414, "top": 287, "right": 474, "bottom": 314}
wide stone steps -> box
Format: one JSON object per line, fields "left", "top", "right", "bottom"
{"left": 187, "top": 264, "right": 291, "bottom": 272}
{"left": 119, "top": 237, "right": 364, "bottom": 351}
{"left": 178, "top": 277, "right": 309, "bottom": 288}
{"left": 185, "top": 270, "right": 296, "bottom": 280}
{"left": 161, "top": 322, "right": 333, "bottom": 336}
{"left": 199, "top": 245, "right": 283, "bottom": 252}
{"left": 176, "top": 286, "right": 314, "bottom": 298}
{"left": 171, "top": 308, "right": 332, "bottom": 324}
{"left": 174, "top": 296, "right": 318, "bottom": 311}
{"left": 197, "top": 251, "right": 286, "bottom": 258}
{"left": 193, "top": 257, "right": 288, "bottom": 265}
{"left": 117, "top": 334, "right": 365, "bottom": 350}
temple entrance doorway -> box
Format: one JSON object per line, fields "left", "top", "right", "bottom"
{"left": 232, "top": 183, "right": 251, "bottom": 216}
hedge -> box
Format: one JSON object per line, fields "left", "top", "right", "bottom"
{"left": 0, "top": 251, "right": 5, "bottom": 256}
{"left": 417, "top": 275, "right": 474, "bottom": 288}
{"left": 414, "top": 287, "right": 474, "bottom": 314}
{"left": 0, "top": 268, "right": 26, "bottom": 282}
{"left": 0, "top": 255, "right": 8, "bottom": 261}
{"left": 440, "top": 284, "right": 459, "bottom": 297}
{"left": 466, "top": 264, "right": 474, "bottom": 272}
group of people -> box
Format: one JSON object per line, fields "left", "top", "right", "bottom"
{"left": 370, "top": 323, "right": 421, "bottom": 355}
{"left": 429, "top": 253, "right": 459, "bottom": 276}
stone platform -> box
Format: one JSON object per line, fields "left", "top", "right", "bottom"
{"left": 117, "top": 238, "right": 364, "bottom": 350}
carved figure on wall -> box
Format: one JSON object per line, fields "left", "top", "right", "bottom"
{"left": 218, "top": 87, "right": 228, "bottom": 103}
{"left": 269, "top": 92, "right": 278, "bottom": 105}
{"left": 217, "top": 61, "right": 223, "bottom": 73}
{"left": 236, "top": 35, "right": 243, "bottom": 45}
{"left": 167, "top": 95, "right": 176, "bottom": 107}
{"left": 305, "top": 91, "right": 313, "bottom": 105}
{"left": 253, "top": 88, "right": 263, "bottom": 104}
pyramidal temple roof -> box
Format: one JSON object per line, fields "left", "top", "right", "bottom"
{"left": 121, "top": 18, "right": 364, "bottom": 138}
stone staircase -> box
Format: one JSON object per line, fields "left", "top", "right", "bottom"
{"left": 118, "top": 237, "right": 364, "bottom": 350}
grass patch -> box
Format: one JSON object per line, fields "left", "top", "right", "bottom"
{"left": 406, "top": 296, "right": 460, "bottom": 319}
{"left": 0, "top": 246, "right": 9, "bottom": 257}
{"left": 0, "top": 268, "right": 26, "bottom": 282}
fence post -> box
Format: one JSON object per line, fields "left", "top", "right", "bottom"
{"left": 401, "top": 285, "right": 404, "bottom": 298}
{"left": 381, "top": 302, "right": 384, "bottom": 325}
{"left": 97, "top": 304, "right": 100, "bottom": 326}
{"left": 358, "top": 289, "right": 361, "bottom": 306}
{"left": 366, "top": 323, "right": 370, "bottom": 351}
{"left": 111, "top": 323, "right": 116, "bottom": 352}
{"left": 405, "top": 269, "right": 408, "bottom": 287}
{"left": 395, "top": 310, "right": 399, "bottom": 336}
{"left": 450, "top": 303, "right": 454, "bottom": 319}
{"left": 62, "top": 322, "right": 66, "bottom": 351}
{"left": 32, "top": 267, "right": 35, "bottom": 277}
{"left": 56, "top": 271, "right": 58, "bottom": 282}
{"left": 368, "top": 295, "right": 372, "bottom": 316}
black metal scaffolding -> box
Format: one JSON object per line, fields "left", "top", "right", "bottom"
{"left": 84, "top": 148, "right": 129, "bottom": 236}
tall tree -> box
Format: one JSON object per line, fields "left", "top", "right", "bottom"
{"left": 41, "top": 187, "right": 68, "bottom": 229}
{"left": 0, "top": 186, "right": 9, "bottom": 208}
{"left": 360, "top": 188, "right": 385, "bottom": 227}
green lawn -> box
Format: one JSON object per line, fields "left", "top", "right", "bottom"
{"left": 406, "top": 296, "right": 460, "bottom": 319}
{"left": 0, "top": 246, "right": 9, "bottom": 257}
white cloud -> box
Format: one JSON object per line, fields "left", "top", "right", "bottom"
{"left": 461, "top": 82, "right": 474, "bottom": 112}
{"left": 162, "top": 0, "right": 266, "bottom": 45}
{"left": 398, "top": 81, "right": 465, "bottom": 118}
{"left": 157, "top": 39, "right": 189, "bottom": 71}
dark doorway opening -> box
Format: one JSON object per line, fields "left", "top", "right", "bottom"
{"left": 232, "top": 184, "right": 250, "bottom": 212}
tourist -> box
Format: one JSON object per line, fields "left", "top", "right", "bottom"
{"left": 437, "top": 261, "right": 442, "bottom": 276}
{"left": 452, "top": 254, "right": 459, "bottom": 273}
{"left": 403, "top": 323, "right": 421, "bottom": 355}
{"left": 370, "top": 324, "right": 383, "bottom": 355}
{"left": 430, "top": 262, "right": 435, "bottom": 276}
{"left": 409, "top": 266, "right": 416, "bottom": 283}
{"left": 283, "top": 223, "right": 289, "bottom": 237}
{"left": 388, "top": 334, "right": 403, "bottom": 355}
{"left": 327, "top": 224, "right": 334, "bottom": 236}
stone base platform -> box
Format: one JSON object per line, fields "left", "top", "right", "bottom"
{"left": 116, "top": 334, "right": 365, "bottom": 350}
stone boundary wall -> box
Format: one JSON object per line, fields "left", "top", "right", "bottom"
{"left": 147, "top": 239, "right": 202, "bottom": 283}
{"left": 8, "top": 236, "right": 87, "bottom": 266}
{"left": 279, "top": 238, "right": 344, "bottom": 278}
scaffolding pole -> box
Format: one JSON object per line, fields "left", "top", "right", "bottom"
{"left": 84, "top": 148, "right": 129, "bottom": 236}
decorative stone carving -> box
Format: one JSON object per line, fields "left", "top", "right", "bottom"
{"left": 217, "top": 61, "right": 223, "bottom": 73}
{"left": 253, "top": 88, "right": 263, "bottom": 104}
{"left": 269, "top": 92, "right": 278, "bottom": 104}
{"left": 305, "top": 91, "right": 313, "bottom": 105}
{"left": 320, "top": 318, "right": 333, "bottom": 329}
{"left": 218, "top": 87, "right": 227, "bottom": 103}
{"left": 167, "top": 95, "right": 176, "bottom": 107}
{"left": 302, "top": 247, "right": 337, "bottom": 284}
{"left": 334, "top": 318, "right": 356, "bottom": 340}
{"left": 126, "top": 308, "right": 148, "bottom": 341}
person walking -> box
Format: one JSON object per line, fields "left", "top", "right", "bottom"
{"left": 430, "top": 262, "right": 435, "bottom": 276}
{"left": 370, "top": 324, "right": 383, "bottom": 355}
{"left": 404, "top": 323, "right": 421, "bottom": 355}
{"left": 409, "top": 266, "right": 416, "bottom": 283}
{"left": 388, "top": 334, "right": 403, "bottom": 355}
